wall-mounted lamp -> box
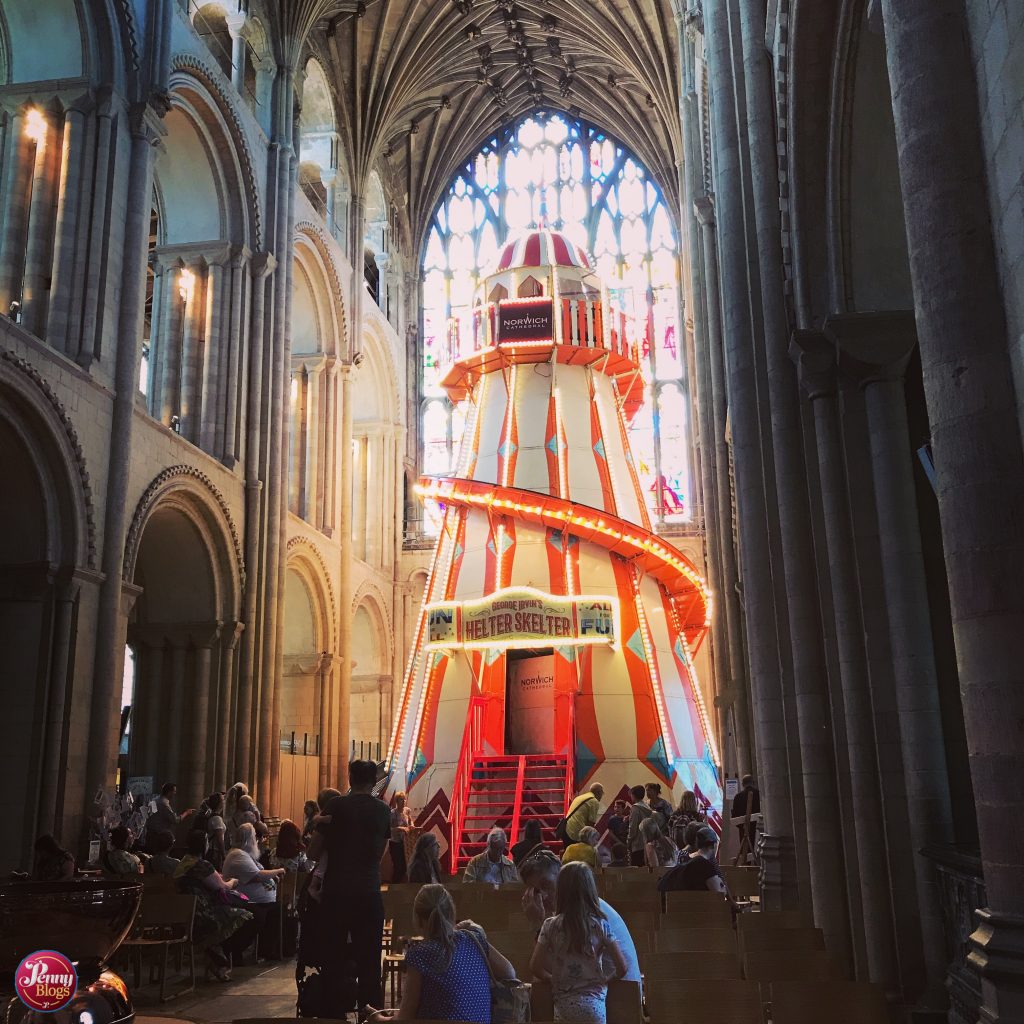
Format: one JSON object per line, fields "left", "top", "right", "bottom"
{"left": 24, "top": 108, "right": 46, "bottom": 144}
{"left": 178, "top": 268, "right": 196, "bottom": 304}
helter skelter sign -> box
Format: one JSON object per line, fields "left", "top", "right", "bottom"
{"left": 426, "top": 587, "right": 616, "bottom": 650}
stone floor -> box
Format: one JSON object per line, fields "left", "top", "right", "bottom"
{"left": 132, "top": 960, "right": 298, "bottom": 1024}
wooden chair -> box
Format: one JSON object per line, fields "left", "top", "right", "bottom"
{"left": 737, "top": 910, "right": 811, "bottom": 932}
{"left": 722, "top": 866, "right": 760, "bottom": 899}
{"left": 663, "top": 891, "right": 733, "bottom": 928}
{"left": 739, "top": 926, "right": 825, "bottom": 955}
{"left": 619, "top": 910, "right": 660, "bottom": 935}
{"left": 769, "top": 981, "right": 888, "bottom": 1024}
{"left": 656, "top": 927, "right": 737, "bottom": 954}
{"left": 121, "top": 894, "right": 196, "bottom": 1002}
{"left": 141, "top": 873, "right": 176, "bottom": 894}
{"left": 641, "top": 951, "right": 742, "bottom": 979}
{"left": 646, "top": 980, "right": 765, "bottom": 1024}
{"left": 484, "top": 930, "right": 536, "bottom": 978}
{"left": 742, "top": 949, "right": 843, "bottom": 983}
{"left": 275, "top": 871, "right": 301, "bottom": 959}
{"left": 607, "top": 979, "right": 644, "bottom": 1024}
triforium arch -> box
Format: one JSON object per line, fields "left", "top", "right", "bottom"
{"left": 282, "top": 539, "right": 336, "bottom": 801}
{"left": 0, "top": 352, "right": 96, "bottom": 870}
{"left": 350, "top": 584, "right": 392, "bottom": 761}
{"left": 350, "top": 315, "right": 402, "bottom": 568}
{"left": 124, "top": 467, "right": 243, "bottom": 811}
{"left": 289, "top": 222, "right": 347, "bottom": 529}
{"left": 144, "top": 56, "right": 261, "bottom": 459}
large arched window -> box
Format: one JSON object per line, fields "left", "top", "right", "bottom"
{"left": 420, "top": 112, "right": 690, "bottom": 528}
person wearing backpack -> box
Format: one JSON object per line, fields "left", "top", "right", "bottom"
{"left": 556, "top": 784, "right": 604, "bottom": 850}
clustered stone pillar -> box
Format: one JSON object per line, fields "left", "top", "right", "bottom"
{"left": 878, "top": 6, "right": 1024, "bottom": 1016}
{"left": 704, "top": 0, "right": 797, "bottom": 908}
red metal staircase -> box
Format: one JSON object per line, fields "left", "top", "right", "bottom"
{"left": 450, "top": 753, "right": 570, "bottom": 871}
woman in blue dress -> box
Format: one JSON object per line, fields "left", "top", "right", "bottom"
{"left": 367, "top": 883, "right": 516, "bottom": 1022}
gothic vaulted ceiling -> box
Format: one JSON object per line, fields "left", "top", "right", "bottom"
{"left": 302, "top": 0, "right": 683, "bottom": 248}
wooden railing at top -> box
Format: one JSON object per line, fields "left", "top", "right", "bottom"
{"left": 448, "top": 693, "right": 487, "bottom": 873}
{"left": 563, "top": 693, "right": 576, "bottom": 819}
{"left": 508, "top": 755, "right": 527, "bottom": 854}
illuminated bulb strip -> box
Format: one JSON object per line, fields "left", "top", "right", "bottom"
{"left": 387, "top": 520, "right": 446, "bottom": 765}
{"left": 413, "top": 479, "right": 712, "bottom": 602}
{"left": 667, "top": 598, "right": 721, "bottom": 767}
{"left": 405, "top": 508, "right": 463, "bottom": 776}
{"left": 633, "top": 582, "right": 675, "bottom": 763}
{"left": 496, "top": 523, "right": 506, "bottom": 589}
{"left": 461, "top": 375, "right": 488, "bottom": 478}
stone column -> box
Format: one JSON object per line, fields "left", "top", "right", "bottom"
{"left": 0, "top": 108, "right": 33, "bottom": 313}
{"left": 791, "top": 331, "right": 898, "bottom": 989}
{"left": 190, "top": 626, "right": 222, "bottom": 807}
{"left": 322, "top": 359, "right": 339, "bottom": 536}
{"left": 222, "top": 246, "right": 249, "bottom": 466}
{"left": 879, "top": 4, "right": 1024, "bottom": 1018}
{"left": 304, "top": 360, "right": 323, "bottom": 522}
{"left": 737, "top": 0, "right": 850, "bottom": 964}
{"left": 318, "top": 653, "right": 334, "bottom": 789}
{"left": 827, "top": 310, "right": 955, "bottom": 1000}
{"left": 235, "top": 252, "right": 274, "bottom": 784}
{"left": 704, "top": 0, "right": 796, "bottom": 904}
{"left": 289, "top": 364, "right": 305, "bottom": 515}
{"left": 165, "top": 638, "right": 188, "bottom": 787}
{"left": 21, "top": 106, "right": 62, "bottom": 337}
{"left": 337, "top": 362, "right": 355, "bottom": 770}
{"left": 216, "top": 623, "right": 243, "bottom": 789}
{"left": 694, "top": 197, "right": 752, "bottom": 777}
{"left": 179, "top": 260, "right": 206, "bottom": 442}
{"left": 225, "top": 13, "right": 248, "bottom": 95}
{"left": 77, "top": 101, "right": 114, "bottom": 370}
{"left": 155, "top": 259, "right": 183, "bottom": 424}
{"left": 143, "top": 638, "right": 166, "bottom": 779}
{"left": 85, "top": 106, "right": 164, "bottom": 821}
{"left": 352, "top": 434, "right": 367, "bottom": 562}
{"left": 48, "top": 100, "right": 91, "bottom": 351}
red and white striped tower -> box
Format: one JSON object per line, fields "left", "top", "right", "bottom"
{"left": 387, "top": 230, "right": 721, "bottom": 865}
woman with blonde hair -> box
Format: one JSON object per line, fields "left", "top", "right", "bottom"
{"left": 667, "top": 789, "right": 705, "bottom": 848}
{"left": 641, "top": 816, "right": 679, "bottom": 870}
{"left": 561, "top": 826, "right": 601, "bottom": 869}
{"left": 530, "top": 861, "right": 628, "bottom": 1022}
{"left": 368, "top": 883, "right": 515, "bottom": 1021}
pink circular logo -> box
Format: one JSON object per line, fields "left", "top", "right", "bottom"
{"left": 15, "top": 951, "right": 78, "bottom": 1012}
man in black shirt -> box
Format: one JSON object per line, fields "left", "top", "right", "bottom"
{"left": 731, "top": 774, "right": 761, "bottom": 819}
{"left": 310, "top": 759, "right": 391, "bottom": 1016}
{"left": 658, "top": 825, "right": 737, "bottom": 911}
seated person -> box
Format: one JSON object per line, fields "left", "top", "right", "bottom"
{"left": 463, "top": 827, "right": 519, "bottom": 885}
{"left": 368, "top": 883, "right": 515, "bottom": 1022}
{"left": 641, "top": 817, "right": 679, "bottom": 869}
{"left": 107, "top": 826, "right": 143, "bottom": 875}
{"left": 147, "top": 831, "right": 181, "bottom": 876}
{"left": 223, "top": 822, "right": 285, "bottom": 957}
{"left": 175, "top": 831, "right": 257, "bottom": 980}
{"left": 562, "top": 826, "right": 601, "bottom": 869}
{"left": 271, "top": 819, "right": 310, "bottom": 872}
{"left": 658, "top": 825, "right": 737, "bottom": 910}
{"left": 520, "top": 851, "right": 641, "bottom": 982}
{"left": 408, "top": 832, "right": 443, "bottom": 884}
{"left": 511, "top": 819, "right": 548, "bottom": 867}
{"left": 607, "top": 841, "right": 630, "bottom": 868}
{"left": 32, "top": 835, "right": 75, "bottom": 881}
{"left": 681, "top": 821, "right": 702, "bottom": 859}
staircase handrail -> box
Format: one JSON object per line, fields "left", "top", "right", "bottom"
{"left": 564, "top": 693, "right": 576, "bottom": 816}
{"left": 448, "top": 693, "right": 487, "bottom": 872}
{"left": 509, "top": 755, "right": 527, "bottom": 851}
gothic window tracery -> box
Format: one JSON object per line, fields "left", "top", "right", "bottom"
{"left": 420, "top": 112, "right": 690, "bottom": 531}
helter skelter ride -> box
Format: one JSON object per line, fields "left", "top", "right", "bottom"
{"left": 384, "top": 229, "right": 722, "bottom": 870}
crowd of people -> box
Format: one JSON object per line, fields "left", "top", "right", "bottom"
{"left": 27, "top": 767, "right": 756, "bottom": 1022}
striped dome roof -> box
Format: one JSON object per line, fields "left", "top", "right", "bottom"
{"left": 492, "top": 229, "right": 594, "bottom": 274}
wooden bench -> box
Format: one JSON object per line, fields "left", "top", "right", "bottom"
{"left": 646, "top": 979, "right": 765, "bottom": 1024}
{"left": 769, "top": 981, "right": 888, "bottom": 1024}
{"left": 656, "top": 926, "right": 737, "bottom": 954}
{"left": 742, "top": 949, "right": 843, "bottom": 983}
{"left": 641, "top": 950, "right": 742, "bottom": 980}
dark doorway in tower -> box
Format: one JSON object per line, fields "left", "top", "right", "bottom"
{"left": 505, "top": 648, "right": 556, "bottom": 755}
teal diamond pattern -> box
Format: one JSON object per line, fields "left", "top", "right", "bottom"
{"left": 626, "top": 629, "right": 647, "bottom": 663}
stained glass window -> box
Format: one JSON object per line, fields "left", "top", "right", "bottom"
{"left": 420, "top": 112, "right": 691, "bottom": 530}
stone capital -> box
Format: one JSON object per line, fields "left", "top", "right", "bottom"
{"left": 824, "top": 311, "right": 917, "bottom": 388}
{"left": 250, "top": 251, "right": 277, "bottom": 279}
{"left": 789, "top": 329, "right": 837, "bottom": 400}
{"left": 693, "top": 194, "right": 716, "bottom": 226}
{"left": 222, "top": 621, "right": 245, "bottom": 650}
